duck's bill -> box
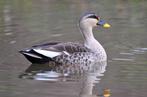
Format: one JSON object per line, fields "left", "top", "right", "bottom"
{"left": 97, "top": 20, "right": 111, "bottom": 28}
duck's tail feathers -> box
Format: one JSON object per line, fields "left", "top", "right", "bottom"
{"left": 19, "top": 49, "right": 51, "bottom": 64}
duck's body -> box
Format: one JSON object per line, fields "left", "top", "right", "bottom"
{"left": 20, "top": 42, "right": 105, "bottom": 64}
{"left": 20, "top": 13, "right": 110, "bottom": 64}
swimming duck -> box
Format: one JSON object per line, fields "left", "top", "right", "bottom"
{"left": 20, "top": 13, "right": 111, "bottom": 64}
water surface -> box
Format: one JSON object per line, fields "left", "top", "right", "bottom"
{"left": 0, "top": 0, "right": 147, "bottom": 97}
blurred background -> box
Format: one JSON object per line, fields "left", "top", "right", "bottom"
{"left": 0, "top": 0, "right": 147, "bottom": 97}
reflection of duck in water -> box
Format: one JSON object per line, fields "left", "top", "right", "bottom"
{"left": 19, "top": 61, "right": 107, "bottom": 97}
{"left": 20, "top": 61, "right": 107, "bottom": 81}
{"left": 20, "top": 13, "right": 110, "bottom": 64}
{"left": 79, "top": 61, "right": 107, "bottom": 97}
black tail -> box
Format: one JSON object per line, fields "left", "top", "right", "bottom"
{"left": 19, "top": 49, "right": 51, "bottom": 64}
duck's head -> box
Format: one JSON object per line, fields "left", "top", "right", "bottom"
{"left": 79, "top": 13, "right": 111, "bottom": 29}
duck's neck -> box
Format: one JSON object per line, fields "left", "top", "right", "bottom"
{"left": 80, "top": 25, "right": 106, "bottom": 57}
{"left": 80, "top": 26, "right": 99, "bottom": 49}
{"left": 80, "top": 26, "right": 95, "bottom": 43}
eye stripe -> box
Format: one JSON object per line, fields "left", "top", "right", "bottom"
{"left": 87, "top": 15, "right": 99, "bottom": 20}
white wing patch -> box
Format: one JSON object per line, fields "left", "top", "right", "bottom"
{"left": 33, "top": 49, "right": 62, "bottom": 58}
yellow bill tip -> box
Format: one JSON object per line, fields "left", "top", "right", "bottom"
{"left": 103, "top": 23, "right": 111, "bottom": 28}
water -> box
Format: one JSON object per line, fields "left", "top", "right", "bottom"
{"left": 0, "top": 0, "right": 147, "bottom": 97}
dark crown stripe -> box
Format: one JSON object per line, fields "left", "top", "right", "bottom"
{"left": 87, "top": 15, "right": 98, "bottom": 20}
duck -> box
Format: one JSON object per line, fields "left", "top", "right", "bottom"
{"left": 20, "top": 13, "right": 111, "bottom": 64}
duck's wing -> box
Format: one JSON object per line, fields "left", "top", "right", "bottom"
{"left": 32, "top": 42, "right": 90, "bottom": 57}
{"left": 41, "top": 42, "right": 89, "bottom": 53}
{"left": 20, "top": 42, "right": 89, "bottom": 63}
